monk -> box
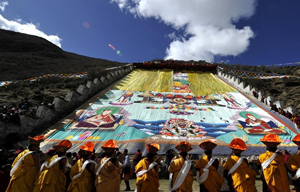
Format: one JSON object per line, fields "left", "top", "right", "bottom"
{"left": 135, "top": 143, "right": 160, "bottom": 192}
{"left": 168, "top": 141, "right": 193, "bottom": 192}
{"left": 6, "top": 135, "right": 44, "bottom": 192}
{"left": 195, "top": 139, "right": 223, "bottom": 192}
{"left": 95, "top": 139, "right": 120, "bottom": 192}
{"left": 223, "top": 138, "right": 257, "bottom": 192}
{"left": 257, "top": 134, "right": 290, "bottom": 192}
{"left": 33, "top": 140, "right": 72, "bottom": 192}
{"left": 286, "top": 134, "right": 300, "bottom": 191}
{"left": 67, "top": 142, "right": 96, "bottom": 192}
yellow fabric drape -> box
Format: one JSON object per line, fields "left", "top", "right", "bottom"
{"left": 188, "top": 72, "right": 236, "bottom": 96}
{"left": 67, "top": 159, "right": 94, "bottom": 192}
{"left": 33, "top": 155, "right": 66, "bottom": 192}
{"left": 257, "top": 151, "right": 290, "bottom": 192}
{"left": 194, "top": 155, "right": 224, "bottom": 192}
{"left": 113, "top": 69, "right": 173, "bottom": 92}
{"left": 223, "top": 155, "right": 257, "bottom": 192}
{"left": 95, "top": 157, "right": 120, "bottom": 192}
{"left": 168, "top": 157, "right": 193, "bottom": 192}
{"left": 286, "top": 152, "right": 300, "bottom": 172}
{"left": 6, "top": 149, "right": 38, "bottom": 192}
{"left": 135, "top": 158, "right": 159, "bottom": 192}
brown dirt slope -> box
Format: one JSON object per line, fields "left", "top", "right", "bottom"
{"left": 0, "top": 29, "right": 126, "bottom": 107}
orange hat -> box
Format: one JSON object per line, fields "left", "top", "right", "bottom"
{"left": 176, "top": 141, "right": 193, "bottom": 152}
{"left": 199, "top": 140, "right": 217, "bottom": 151}
{"left": 101, "top": 139, "right": 118, "bottom": 153}
{"left": 146, "top": 143, "right": 160, "bottom": 154}
{"left": 79, "top": 142, "right": 94, "bottom": 152}
{"left": 292, "top": 134, "right": 300, "bottom": 147}
{"left": 28, "top": 135, "right": 44, "bottom": 145}
{"left": 53, "top": 140, "right": 72, "bottom": 153}
{"left": 229, "top": 138, "right": 247, "bottom": 151}
{"left": 260, "top": 133, "right": 283, "bottom": 147}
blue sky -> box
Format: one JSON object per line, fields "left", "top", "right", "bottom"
{"left": 0, "top": 0, "right": 300, "bottom": 66}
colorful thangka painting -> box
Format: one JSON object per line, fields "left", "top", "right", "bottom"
{"left": 41, "top": 70, "right": 298, "bottom": 155}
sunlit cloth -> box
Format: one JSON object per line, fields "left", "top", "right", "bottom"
{"left": 188, "top": 72, "right": 236, "bottom": 96}
{"left": 113, "top": 69, "right": 173, "bottom": 92}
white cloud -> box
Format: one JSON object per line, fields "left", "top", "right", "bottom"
{"left": 0, "top": 14, "right": 62, "bottom": 47}
{"left": 0, "top": 1, "right": 8, "bottom": 12}
{"left": 111, "top": 0, "right": 256, "bottom": 62}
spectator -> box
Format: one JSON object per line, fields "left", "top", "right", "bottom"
{"left": 280, "top": 149, "right": 290, "bottom": 163}
{"left": 122, "top": 149, "right": 131, "bottom": 191}
{"left": 132, "top": 149, "right": 142, "bottom": 176}
{"left": 165, "top": 149, "right": 175, "bottom": 179}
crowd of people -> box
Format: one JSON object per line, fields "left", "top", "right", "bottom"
{"left": 0, "top": 99, "right": 36, "bottom": 124}
{"left": 252, "top": 91, "right": 300, "bottom": 128}
{"left": 1, "top": 133, "right": 300, "bottom": 192}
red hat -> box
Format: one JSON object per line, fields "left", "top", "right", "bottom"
{"left": 260, "top": 134, "right": 283, "bottom": 147}
{"left": 199, "top": 140, "right": 217, "bottom": 151}
{"left": 79, "top": 142, "right": 94, "bottom": 152}
{"left": 145, "top": 143, "right": 160, "bottom": 154}
{"left": 176, "top": 141, "right": 193, "bottom": 152}
{"left": 28, "top": 135, "right": 44, "bottom": 145}
{"left": 53, "top": 140, "right": 72, "bottom": 153}
{"left": 292, "top": 134, "right": 300, "bottom": 147}
{"left": 229, "top": 138, "right": 247, "bottom": 151}
{"left": 101, "top": 139, "right": 118, "bottom": 152}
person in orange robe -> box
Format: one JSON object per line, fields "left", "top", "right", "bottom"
{"left": 6, "top": 135, "right": 44, "bottom": 192}
{"left": 135, "top": 143, "right": 160, "bottom": 192}
{"left": 95, "top": 139, "right": 120, "bottom": 192}
{"left": 168, "top": 141, "right": 193, "bottom": 192}
{"left": 223, "top": 138, "right": 257, "bottom": 192}
{"left": 67, "top": 142, "right": 96, "bottom": 192}
{"left": 195, "top": 139, "right": 224, "bottom": 192}
{"left": 33, "top": 140, "right": 72, "bottom": 192}
{"left": 257, "top": 134, "right": 290, "bottom": 192}
{"left": 286, "top": 134, "right": 300, "bottom": 191}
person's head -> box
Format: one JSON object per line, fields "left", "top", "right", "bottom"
{"left": 66, "top": 152, "right": 72, "bottom": 158}
{"left": 266, "top": 146, "right": 277, "bottom": 152}
{"left": 79, "top": 149, "right": 92, "bottom": 159}
{"left": 78, "top": 142, "right": 94, "bottom": 159}
{"left": 204, "top": 150, "right": 212, "bottom": 156}
{"left": 101, "top": 139, "right": 118, "bottom": 157}
{"left": 281, "top": 149, "right": 287, "bottom": 155}
{"left": 145, "top": 143, "right": 160, "bottom": 161}
{"left": 28, "top": 144, "right": 40, "bottom": 152}
{"left": 72, "top": 152, "right": 77, "bottom": 158}
{"left": 232, "top": 149, "right": 243, "bottom": 156}
{"left": 123, "top": 149, "right": 128, "bottom": 156}
{"left": 53, "top": 140, "right": 72, "bottom": 156}
{"left": 229, "top": 138, "right": 247, "bottom": 156}
{"left": 28, "top": 135, "right": 44, "bottom": 152}
{"left": 179, "top": 151, "right": 188, "bottom": 158}
{"left": 176, "top": 141, "right": 192, "bottom": 159}
{"left": 137, "top": 149, "right": 141, "bottom": 153}
{"left": 199, "top": 140, "right": 217, "bottom": 156}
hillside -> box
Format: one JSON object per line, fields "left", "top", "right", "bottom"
{"left": 0, "top": 29, "right": 126, "bottom": 107}
{"left": 0, "top": 29, "right": 300, "bottom": 113}
{"left": 0, "top": 29, "right": 125, "bottom": 81}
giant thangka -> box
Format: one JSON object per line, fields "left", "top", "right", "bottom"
{"left": 40, "top": 69, "right": 298, "bottom": 155}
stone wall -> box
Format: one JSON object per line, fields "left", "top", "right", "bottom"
{"left": 0, "top": 65, "right": 133, "bottom": 147}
